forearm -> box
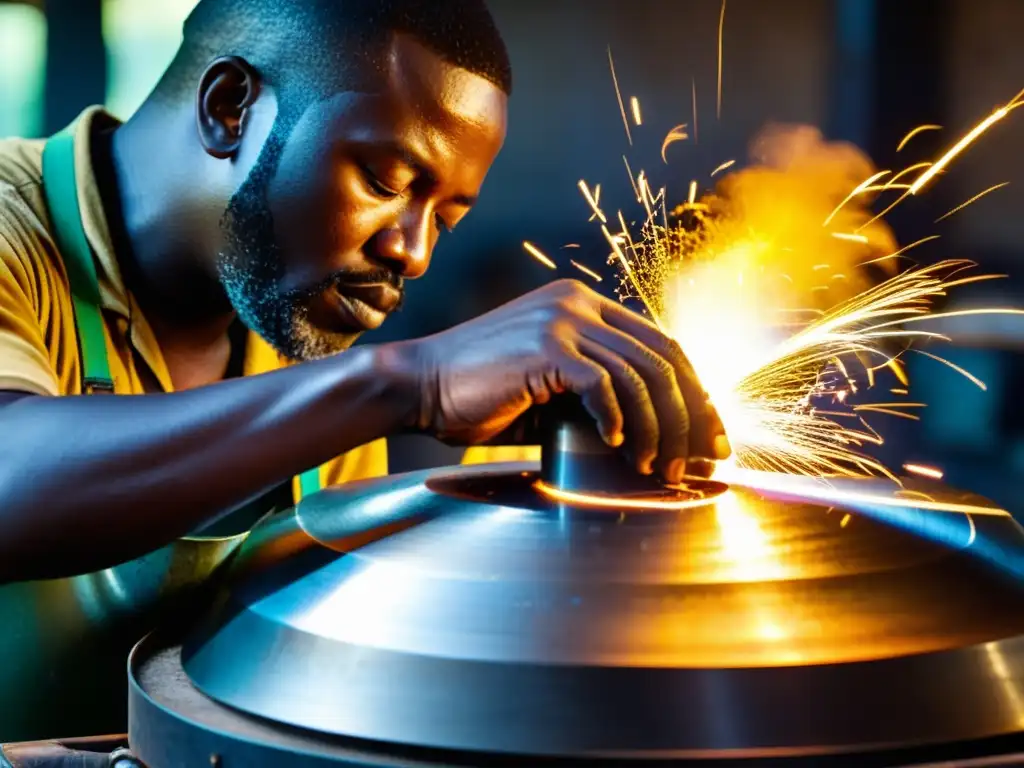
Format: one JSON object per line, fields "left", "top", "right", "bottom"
{"left": 0, "top": 344, "right": 416, "bottom": 581}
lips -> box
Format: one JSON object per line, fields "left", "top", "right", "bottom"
{"left": 323, "top": 282, "right": 402, "bottom": 332}
{"left": 337, "top": 283, "right": 403, "bottom": 315}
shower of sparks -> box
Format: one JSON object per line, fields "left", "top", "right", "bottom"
{"left": 904, "top": 463, "right": 944, "bottom": 480}
{"left": 630, "top": 96, "right": 643, "bottom": 126}
{"left": 558, "top": 85, "right": 1024, "bottom": 482}
{"left": 896, "top": 124, "right": 942, "bottom": 152}
{"left": 571, "top": 260, "right": 604, "bottom": 282}
{"left": 523, "top": 16, "right": 1024, "bottom": 497}
{"left": 935, "top": 182, "right": 1010, "bottom": 223}
{"left": 523, "top": 241, "right": 557, "bottom": 270}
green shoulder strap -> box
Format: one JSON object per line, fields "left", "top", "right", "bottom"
{"left": 299, "top": 468, "right": 321, "bottom": 501}
{"left": 41, "top": 121, "right": 322, "bottom": 501}
{"left": 41, "top": 126, "right": 114, "bottom": 393}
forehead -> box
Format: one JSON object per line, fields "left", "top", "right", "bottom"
{"left": 270, "top": 36, "right": 507, "bottom": 199}
{"left": 384, "top": 34, "right": 507, "bottom": 140}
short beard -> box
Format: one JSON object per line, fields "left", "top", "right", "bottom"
{"left": 216, "top": 122, "right": 362, "bottom": 362}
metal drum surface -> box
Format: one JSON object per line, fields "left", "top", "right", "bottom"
{"left": 177, "top": 462, "right": 1024, "bottom": 761}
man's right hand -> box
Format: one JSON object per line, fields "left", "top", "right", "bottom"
{"left": 394, "top": 279, "right": 730, "bottom": 485}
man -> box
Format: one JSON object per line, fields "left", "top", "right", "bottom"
{"left": 0, "top": 0, "right": 728, "bottom": 743}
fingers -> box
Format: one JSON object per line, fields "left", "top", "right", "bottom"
{"left": 552, "top": 345, "right": 624, "bottom": 448}
{"left": 576, "top": 338, "right": 661, "bottom": 476}
{"left": 706, "top": 401, "right": 731, "bottom": 460}
{"left": 599, "top": 299, "right": 730, "bottom": 462}
{"left": 685, "top": 458, "right": 716, "bottom": 479}
{"left": 578, "top": 326, "right": 689, "bottom": 482}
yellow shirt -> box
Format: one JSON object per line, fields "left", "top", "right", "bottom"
{"left": 0, "top": 107, "right": 537, "bottom": 503}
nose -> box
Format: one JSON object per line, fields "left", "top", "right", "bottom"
{"left": 371, "top": 205, "right": 435, "bottom": 279}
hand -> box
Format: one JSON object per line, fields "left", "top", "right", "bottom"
{"left": 398, "top": 279, "right": 730, "bottom": 484}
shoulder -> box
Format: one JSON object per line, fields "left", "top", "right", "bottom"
{"left": 0, "top": 151, "right": 69, "bottom": 316}
{"left": 0, "top": 136, "right": 44, "bottom": 189}
{"left": 0, "top": 135, "right": 54, "bottom": 252}
{"left": 0, "top": 137, "right": 46, "bottom": 220}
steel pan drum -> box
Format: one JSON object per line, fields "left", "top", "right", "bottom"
{"left": 128, "top": 446, "right": 1024, "bottom": 764}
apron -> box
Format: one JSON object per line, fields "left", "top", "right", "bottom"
{"left": 0, "top": 122, "right": 317, "bottom": 741}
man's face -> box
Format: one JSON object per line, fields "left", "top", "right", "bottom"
{"left": 218, "top": 35, "right": 508, "bottom": 360}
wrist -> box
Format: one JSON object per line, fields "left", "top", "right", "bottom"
{"left": 366, "top": 340, "right": 429, "bottom": 433}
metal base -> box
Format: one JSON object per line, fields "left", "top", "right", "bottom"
{"left": 129, "top": 632, "right": 426, "bottom": 767}
{"left": 127, "top": 630, "right": 1024, "bottom": 768}
{"left": 169, "top": 462, "right": 1024, "bottom": 760}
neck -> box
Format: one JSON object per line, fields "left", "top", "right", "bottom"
{"left": 102, "top": 103, "right": 236, "bottom": 346}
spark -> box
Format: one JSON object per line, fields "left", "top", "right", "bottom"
{"left": 711, "top": 159, "right": 736, "bottom": 177}
{"left": 840, "top": 514, "right": 851, "bottom": 527}
{"left": 578, "top": 179, "right": 607, "bottom": 223}
{"left": 523, "top": 241, "right": 557, "bottom": 270}
{"left": 831, "top": 232, "right": 869, "bottom": 244}
{"left": 824, "top": 170, "right": 890, "bottom": 227}
{"left": 692, "top": 77, "right": 699, "bottom": 143}
{"left": 859, "top": 235, "right": 940, "bottom": 268}
{"left": 910, "top": 97, "right": 1024, "bottom": 195}
{"left": 630, "top": 96, "right": 643, "bottom": 126}
{"left": 904, "top": 463, "right": 944, "bottom": 480}
{"left": 688, "top": 180, "right": 698, "bottom": 204}
{"left": 888, "top": 162, "right": 933, "bottom": 186}
{"left": 935, "top": 182, "right": 1010, "bottom": 223}
{"left": 896, "top": 124, "right": 942, "bottom": 152}
{"left": 912, "top": 348, "right": 988, "bottom": 391}
{"left": 661, "top": 124, "right": 689, "bottom": 163}
{"left": 571, "top": 260, "right": 603, "bottom": 282}
{"left": 562, "top": 243, "right": 581, "bottom": 249}
{"left": 717, "top": 0, "right": 726, "bottom": 120}
{"left": 608, "top": 48, "right": 632, "bottom": 146}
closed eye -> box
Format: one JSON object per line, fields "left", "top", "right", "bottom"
{"left": 361, "top": 165, "right": 400, "bottom": 199}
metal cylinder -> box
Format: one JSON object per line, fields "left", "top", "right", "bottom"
{"left": 538, "top": 401, "right": 666, "bottom": 495}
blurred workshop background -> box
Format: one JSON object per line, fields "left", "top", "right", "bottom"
{"left": 1, "top": 0, "right": 1022, "bottom": 511}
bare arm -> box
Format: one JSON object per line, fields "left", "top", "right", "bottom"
{"left": 0, "top": 344, "right": 415, "bottom": 582}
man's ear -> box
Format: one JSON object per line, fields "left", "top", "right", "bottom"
{"left": 195, "top": 56, "right": 261, "bottom": 160}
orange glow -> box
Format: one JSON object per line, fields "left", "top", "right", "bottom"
{"left": 533, "top": 480, "right": 718, "bottom": 511}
